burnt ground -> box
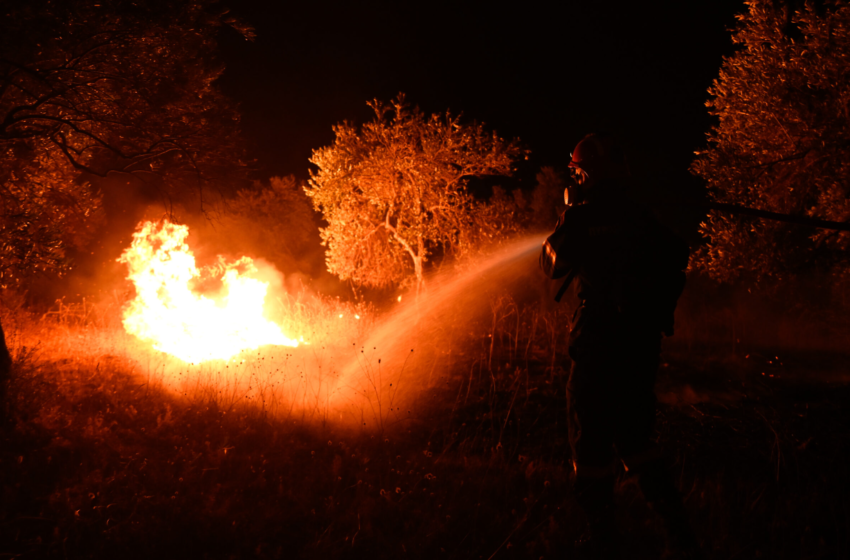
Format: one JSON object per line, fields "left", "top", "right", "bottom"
{"left": 1, "top": 336, "right": 849, "bottom": 559}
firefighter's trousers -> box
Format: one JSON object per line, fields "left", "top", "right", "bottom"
{"left": 566, "top": 318, "right": 686, "bottom": 536}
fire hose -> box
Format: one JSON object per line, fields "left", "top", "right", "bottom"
{"left": 683, "top": 200, "right": 850, "bottom": 232}
{"left": 550, "top": 200, "right": 849, "bottom": 302}
{"left": 565, "top": 182, "right": 850, "bottom": 232}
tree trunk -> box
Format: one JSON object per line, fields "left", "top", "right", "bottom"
{"left": 413, "top": 255, "right": 424, "bottom": 296}
{"left": 414, "top": 236, "right": 426, "bottom": 296}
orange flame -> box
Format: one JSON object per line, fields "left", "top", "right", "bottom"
{"left": 118, "top": 220, "right": 299, "bottom": 363}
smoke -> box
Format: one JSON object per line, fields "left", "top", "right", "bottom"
{"left": 33, "top": 172, "right": 348, "bottom": 312}
{"left": 671, "top": 273, "right": 850, "bottom": 357}
{"left": 45, "top": 198, "right": 850, "bottom": 436}
{"left": 325, "top": 236, "right": 549, "bottom": 426}
{"left": 114, "top": 232, "right": 548, "bottom": 431}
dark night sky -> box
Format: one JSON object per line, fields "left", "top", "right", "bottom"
{"left": 216, "top": 0, "right": 746, "bottom": 201}
{"left": 59, "top": 0, "right": 750, "bottom": 299}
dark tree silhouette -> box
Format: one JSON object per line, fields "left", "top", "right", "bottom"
{"left": 692, "top": 0, "right": 850, "bottom": 282}
{"left": 0, "top": 0, "right": 252, "bottom": 286}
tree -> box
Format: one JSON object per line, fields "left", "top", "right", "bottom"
{"left": 0, "top": 0, "right": 252, "bottom": 286}
{"left": 456, "top": 186, "right": 530, "bottom": 260}
{"left": 530, "top": 166, "right": 567, "bottom": 230}
{"left": 200, "top": 176, "right": 323, "bottom": 276}
{"left": 306, "top": 95, "right": 525, "bottom": 290}
{"left": 692, "top": 0, "right": 850, "bottom": 282}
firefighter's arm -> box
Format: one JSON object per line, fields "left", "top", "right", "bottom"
{"left": 540, "top": 209, "right": 583, "bottom": 279}
{"left": 540, "top": 237, "right": 565, "bottom": 278}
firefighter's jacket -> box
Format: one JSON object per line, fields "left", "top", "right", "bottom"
{"left": 540, "top": 180, "right": 689, "bottom": 345}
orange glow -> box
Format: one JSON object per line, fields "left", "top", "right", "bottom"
{"left": 118, "top": 220, "right": 299, "bottom": 363}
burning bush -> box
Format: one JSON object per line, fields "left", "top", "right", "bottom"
{"left": 118, "top": 220, "right": 301, "bottom": 364}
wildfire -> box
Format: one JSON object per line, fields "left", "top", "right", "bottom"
{"left": 118, "top": 220, "right": 299, "bottom": 363}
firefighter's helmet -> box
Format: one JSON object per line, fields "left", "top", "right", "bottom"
{"left": 568, "top": 133, "right": 626, "bottom": 179}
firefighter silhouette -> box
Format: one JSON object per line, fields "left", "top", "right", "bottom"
{"left": 540, "top": 133, "right": 701, "bottom": 559}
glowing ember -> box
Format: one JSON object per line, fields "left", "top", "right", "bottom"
{"left": 118, "top": 220, "right": 299, "bottom": 363}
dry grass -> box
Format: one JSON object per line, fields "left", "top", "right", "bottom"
{"left": 2, "top": 288, "right": 850, "bottom": 559}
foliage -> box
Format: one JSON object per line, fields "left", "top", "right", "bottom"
{"left": 692, "top": 0, "right": 850, "bottom": 282}
{"left": 456, "top": 186, "right": 530, "bottom": 260}
{"left": 0, "top": 158, "right": 103, "bottom": 286}
{"left": 204, "top": 176, "right": 322, "bottom": 275}
{"left": 530, "top": 166, "right": 567, "bottom": 230}
{"left": 0, "top": 0, "right": 251, "bottom": 286}
{"left": 306, "top": 95, "right": 525, "bottom": 289}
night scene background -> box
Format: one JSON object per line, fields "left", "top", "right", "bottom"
{"left": 2, "top": 0, "right": 850, "bottom": 559}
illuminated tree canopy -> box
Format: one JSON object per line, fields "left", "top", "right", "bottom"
{"left": 692, "top": 0, "right": 850, "bottom": 282}
{"left": 307, "top": 96, "right": 525, "bottom": 290}
{"left": 0, "top": 0, "right": 251, "bottom": 286}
